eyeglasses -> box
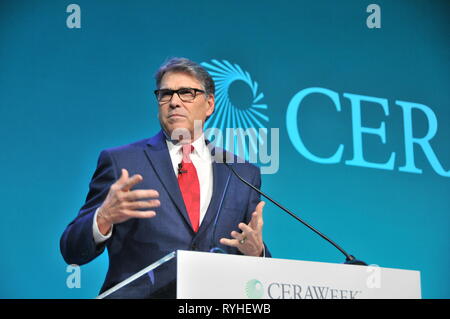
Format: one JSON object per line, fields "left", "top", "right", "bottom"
{"left": 154, "top": 88, "right": 206, "bottom": 103}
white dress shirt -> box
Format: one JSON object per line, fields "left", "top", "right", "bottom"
{"left": 93, "top": 134, "right": 213, "bottom": 244}
{"left": 165, "top": 134, "right": 213, "bottom": 225}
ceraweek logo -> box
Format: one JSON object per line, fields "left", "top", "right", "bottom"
{"left": 201, "top": 58, "right": 449, "bottom": 178}
{"left": 201, "top": 60, "right": 279, "bottom": 175}
{"left": 245, "top": 279, "right": 264, "bottom": 299}
{"left": 245, "top": 279, "right": 363, "bottom": 299}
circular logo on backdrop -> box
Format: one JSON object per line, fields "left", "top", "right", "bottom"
{"left": 245, "top": 279, "right": 264, "bottom": 299}
{"left": 201, "top": 60, "right": 269, "bottom": 157}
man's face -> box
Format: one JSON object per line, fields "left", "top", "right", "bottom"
{"left": 157, "top": 71, "right": 214, "bottom": 141}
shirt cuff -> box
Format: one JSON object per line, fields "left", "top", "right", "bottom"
{"left": 93, "top": 208, "right": 113, "bottom": 244}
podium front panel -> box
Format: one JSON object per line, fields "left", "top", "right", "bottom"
{"left": 176, "top": 250, "right": 421, "bottom": 299}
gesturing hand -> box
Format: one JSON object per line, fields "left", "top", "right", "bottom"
{"left": 220, "top": 201, "right": 265, "bottom": 257}
{"left": 97, "top": 169, "right": 160, "bottom": 235}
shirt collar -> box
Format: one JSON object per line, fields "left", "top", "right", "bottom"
{"left": 166, "top": 133, "right": 209, "bottom": 160}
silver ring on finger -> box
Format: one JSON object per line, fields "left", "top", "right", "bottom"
{"left": 239, "top": 236, "right": 247, "bottom": 245}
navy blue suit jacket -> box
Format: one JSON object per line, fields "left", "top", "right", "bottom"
{"left": 60, "top": 130, "right": 270, "bottom": 298}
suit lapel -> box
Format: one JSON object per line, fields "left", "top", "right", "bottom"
{"left": 143, "top": 131, "right": 193, "bottom": 230}
{"left": 197, "top": 147, "right": 232, "bottom": 236}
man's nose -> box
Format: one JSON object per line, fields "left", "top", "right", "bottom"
{"left": 169, "top": 92, "right": 183, "bottom": 108}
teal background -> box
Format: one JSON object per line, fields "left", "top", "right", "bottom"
{"left": 0, "top": 0, "right": 448, "bottom": 298}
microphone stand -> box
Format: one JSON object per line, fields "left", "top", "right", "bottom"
{"left": 224, "top": 162, "right": 367, "bottom": 266}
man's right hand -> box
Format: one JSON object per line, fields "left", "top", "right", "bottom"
{"left": 96, "top": 169, "right": 160, "bottom": 235}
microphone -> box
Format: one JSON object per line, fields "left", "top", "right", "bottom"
{"left": 178, "top": 163, "right": 187, "bottom": 175}
{"left": 222, "top": 158, "right": 367, "bottom": 266}
{"left": 208, "top": 170, "right": 232, "bottom": 254}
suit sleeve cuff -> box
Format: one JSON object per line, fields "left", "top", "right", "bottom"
{"left": 260, "top": 245, "right": 266, "bottom": 257}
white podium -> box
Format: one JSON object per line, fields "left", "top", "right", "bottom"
{"left": 98, "top": 250, "right": 421, "bottom": 299}
{"left": 176, "top": 251, "right": 421, "bottom": 299}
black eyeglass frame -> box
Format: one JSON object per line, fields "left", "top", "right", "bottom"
{"left": 154, "top": 87, "right": 206, "bottom": 103}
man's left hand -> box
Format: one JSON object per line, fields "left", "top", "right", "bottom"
{"left": 220, "top": 201, "right": 265, "bottom": 257}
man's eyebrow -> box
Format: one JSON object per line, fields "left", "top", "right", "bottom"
{"left": 159, "top": 86, "right": 194, "bottom": 90}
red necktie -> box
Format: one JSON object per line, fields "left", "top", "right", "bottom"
{"left": 177, "top": 144, "right": 200, "bottom": 232}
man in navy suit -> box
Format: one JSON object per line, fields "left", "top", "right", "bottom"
{"left": 60, "top": 57, "right": 270, "bottom": 298}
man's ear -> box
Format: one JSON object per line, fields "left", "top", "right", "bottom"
{"left": 206, "top": 94, "right": 215, "bottom": 119}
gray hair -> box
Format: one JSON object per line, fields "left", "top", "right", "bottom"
{"left": 154, "top": 57, "right": 215, "bottom": 96}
